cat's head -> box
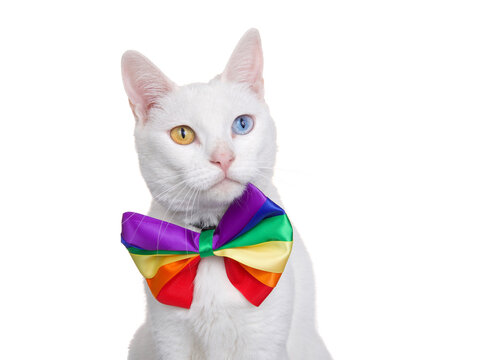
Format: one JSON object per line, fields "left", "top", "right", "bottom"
{"left": 121, "top": 29, "right": 277, "bottom": 225}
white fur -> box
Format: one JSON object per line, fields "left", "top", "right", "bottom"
{"left": 122, "top": 29, "right": 331, "bottom": 360}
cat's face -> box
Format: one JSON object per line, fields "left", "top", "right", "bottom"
{"left": 135, "top": 80, "right": 276, "bottom": 218}
{"left": 122, "top": 29, "right": 276, "bottom": 224}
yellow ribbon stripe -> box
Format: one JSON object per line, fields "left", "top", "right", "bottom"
{"left": 130, "top": 253, "right": 198, "bottom": 279}
{"left": 214, "top": 241, "right": 293, "bottom": 273}
{"left": 130, "top": 240, "right": 292, "bottom": 279}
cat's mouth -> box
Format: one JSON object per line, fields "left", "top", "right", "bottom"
{"left": 211, "top": 177, "right": 241, "bottom": 189}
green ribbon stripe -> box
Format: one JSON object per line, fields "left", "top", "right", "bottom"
{"left": 216, "top": 214, "right": 293, "bottom": 251}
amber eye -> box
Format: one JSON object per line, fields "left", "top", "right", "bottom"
{"left": 170, "top": 125, "right": 195, "bottom": 145}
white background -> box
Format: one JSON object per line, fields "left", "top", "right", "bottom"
{"left": 1, "top": 1, "right": 503, "bottom": 359}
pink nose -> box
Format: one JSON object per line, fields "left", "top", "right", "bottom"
{"left": 210, "top": 151, "right": 235, "bottom": 173}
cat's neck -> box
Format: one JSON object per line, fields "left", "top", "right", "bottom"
{"left": 147, "top": 181, "right": 281, "bottom": 232}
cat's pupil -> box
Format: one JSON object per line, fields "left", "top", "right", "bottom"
{"left": 181, "top": 127, "right": 186, "bottom": 138}
{"left": 240, "top": 118, "right": 246, "bottom": 128}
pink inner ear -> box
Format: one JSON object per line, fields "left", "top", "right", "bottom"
{"left": 121, "top": 50, "right": 176, "bottom": 122}
{"left": 222, "top": 29, "right": 264, "bottom": 97}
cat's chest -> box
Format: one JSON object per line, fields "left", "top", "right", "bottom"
{"left": 192, "top": 256, "right": 248, "bottom": 307}
{"left": 185, "top": 257, "right": 255, "bottom": 352}
{"left": 146, "top": 247, "right": 294, "bottom": 357}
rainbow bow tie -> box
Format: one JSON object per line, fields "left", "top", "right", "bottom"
{"left": 121, "top": 183, "right": 293, "bottom": 308}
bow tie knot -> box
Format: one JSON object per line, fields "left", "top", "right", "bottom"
{"left": 198, "top": 228, "right": 215, "bottom": 258}
{"left": 121, "top": 183, "right": 293, "bottom": 309}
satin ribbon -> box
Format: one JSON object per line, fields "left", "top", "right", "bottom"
{"left": 121, "top": 183, "right": 293, "bottom": 308}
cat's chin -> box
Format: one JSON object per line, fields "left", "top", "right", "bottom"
{"left": 205, "top": 178, "right": 246, "bottom": 205}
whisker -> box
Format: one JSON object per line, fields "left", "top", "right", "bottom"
{"left": 156, "top": 182, "right": 191, "bottom": 252}
{"left": 153, "top": 180, "right": 189, "bottom": 202}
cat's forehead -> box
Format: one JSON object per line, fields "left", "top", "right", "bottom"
{"left": 153, "top": 81, "right": 260, "bottom": 128}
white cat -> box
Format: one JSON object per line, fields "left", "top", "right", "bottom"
{"left": 121, "top": 29, "right": 331, "bottom": 360}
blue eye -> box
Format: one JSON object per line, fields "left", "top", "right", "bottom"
{"left": 232, "top": 115, "right": 254, "bottom": 135}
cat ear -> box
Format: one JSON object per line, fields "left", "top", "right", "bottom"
{"left": 222, "top": 28, "right": 264, "bottom": 99}
{"left": 121, "top": 50, "right": 177, "bottom": 122}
